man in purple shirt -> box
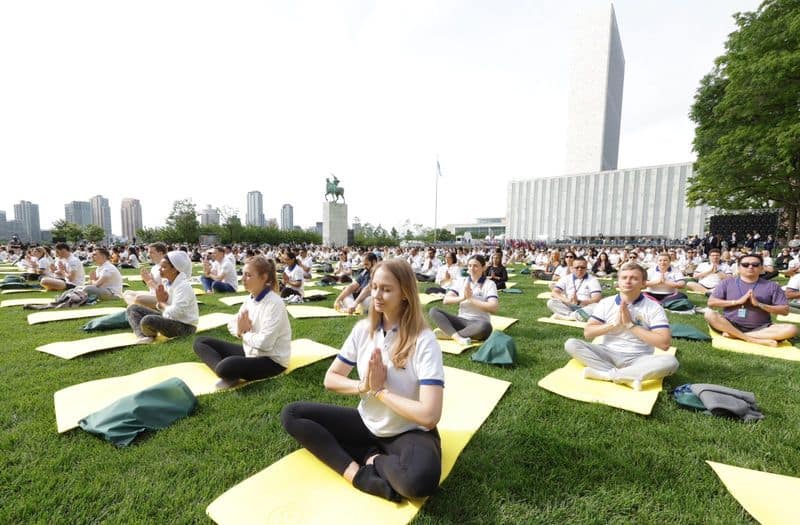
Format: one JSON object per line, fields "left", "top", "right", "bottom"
{"left": 705, "top": 253, "right": 797, "bottom": 347}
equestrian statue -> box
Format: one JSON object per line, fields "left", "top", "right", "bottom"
{"left": 325, "top": 175, "right": 346, "bottom": 203}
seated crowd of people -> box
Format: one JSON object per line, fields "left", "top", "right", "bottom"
{"left": 2, "top": 233, "right": 799, "bottom": 503}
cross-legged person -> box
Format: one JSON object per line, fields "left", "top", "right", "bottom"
{"left": 123, "top": 242, "right": 168, "bottom": 308}
{"left": 334, "top": 252, "right": 378, "bottom": 314}
{"left": 194, "top": 255, "right": 291, "bottom": 389}
{"left": 281, "top": 259, "right": 444, "bottom": 502}
{"left": 429, "top": 254, "right": 498, "bottom": 345}
{"left": 704, "top": 253, "right": 798, "bottom": 347}
{"left": 82, "top": 247, "right": 124, "bottom": 300}
{"left": 40, "top": 243, "right": 85, "bottom": 292}
{"left": 687, "top": 249, "right": 731, "bottom": 294}
{"left": 127, "top": 250, "right": 199, "bottom": 344}
{"left": 547, "top": 256, "right": 602, "bottom": 321}
{"left": 644, "top": 253, "right": 687, "bottom": 303}
{"left": 280, "top": 250, "right": 305, "bottom": 300}
{"left": 563, "top": 262, "right": 678, "bottom": 390}
{"left": 200, "top": 246, "right": 238, "bottom": 293}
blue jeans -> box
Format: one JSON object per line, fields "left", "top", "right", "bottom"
{"left": 200, "top": 276, "right": 235, "bottom": 293}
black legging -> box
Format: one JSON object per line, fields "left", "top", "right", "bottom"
{"left": 193, "top": 336, "right": 286, "bottom": 381}
{"left": 280, "top": 401, "right": 441, "bottom": 499}
{"left": 429, "top": 307, "right": 492, "bottom": 340}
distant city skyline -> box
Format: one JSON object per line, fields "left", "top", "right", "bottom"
{"left": 1, "top": 1, "right": 762, "bottom": 234}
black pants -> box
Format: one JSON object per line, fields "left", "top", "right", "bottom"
{"left": 280, "top": 401, "right": 441, "bottom": 499}
{"left": 193, "top": 336, "right": 286, "bottom": 380}
{"left": 429, "top": 307, "right": 492, "bottom": 340}
{"left": 126, "top": 304, "right": 197, "bottom": 338}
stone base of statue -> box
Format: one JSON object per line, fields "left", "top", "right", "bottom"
{"left": 323, "top": 202, "right": 348, "bottom": 247}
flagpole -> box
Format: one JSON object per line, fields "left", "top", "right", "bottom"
{"left": 434, "top": 156, "right": 439, "bottom": 244}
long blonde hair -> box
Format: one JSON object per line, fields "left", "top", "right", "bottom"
{"left": 368, "top": 259, "right": 427, "bottom": 369}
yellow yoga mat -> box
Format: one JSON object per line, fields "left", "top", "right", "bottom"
{"left": 53, "top": 338, "right": 339, "bottom": 433}
{"left": 1, "top": 288, "right": 47, "bottom": 295}
{"left": 533, "top": 279, "right": 554, "bottom": 286}
{"left": 193, "top": 288, "right": 206, "bottom": 296}
{"left": 418, "top": 293, "right": 444, "bottom": 305}
{"left": 28, "top": 307, "right": 126, "bottom": 325}
{"left": 709, "top": 327, "right": 800, "bottom": 362}
{"left": 536, "top": 316, "right": 587, "bottom": 329}
{"left": 219, "top": 290, "right": 334, "bottom": 307}
{"left": 36, "top": 313, "right": 234, "bottom": 359}
{"left": 439, "top": 339, "right": 480, "bottom": 355}
{"left": 537, "top": 347, "right": 677, "bottom": 415}
{"left": 537, "top": 292, "right": 552, "bottom": 299}
{"left": 206, "top": 366, "right": 510, "bottom": 525}
{"left": 1, "top": 297, "right": 53, "bottom": 307}
{"left": 504, "top": 282, "right": 517, "bottom": 289}
{"left": 777, "top": 312, "right": 800, "bottom": 324}
{"left": 707, "top": 461, "right": 800, "bottom": 525}
{"left": 123, "top": 275, "right": 144, "bottom": 282}
{"left": 490, "top": 315, "right": 518, "bottom": 331}
{"left": 287, "top": 305, "right": 349, "bottom": 319}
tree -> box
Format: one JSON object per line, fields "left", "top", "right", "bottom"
{"left": 688, "top": 0, "right": 800, "bottom": 238}
{"left": 83, "top": 224, "right": 106, "bottom": 244}
{"left": 51, "top": 220, "right": 84, "bottom": 243}
{"left": 165, "top": 199, "right": 200, "bottom": 244}
{"left": 390, "top": 227, "right": 399, "bottom": 240}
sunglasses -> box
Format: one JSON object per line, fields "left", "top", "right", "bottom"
{"left": 573, "top": 266, "right": 587, "bottom": 270}
{"left": 739, "top": 262, "right": 762, "bottom": 268}
{"left": 565, "top": 255, "right": 574, "bottom": 258}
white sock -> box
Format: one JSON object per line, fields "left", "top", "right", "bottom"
{"left": 583, "top": 367, "right": 612, "bottom": 381}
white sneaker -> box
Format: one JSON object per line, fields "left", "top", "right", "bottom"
{"left": 215, "top": 377, "right": 243, "bottom": 390}
{"left": 135, "top": 336, "right": 154, "bottom": 345}
{"left": 452, "top": 334, "right": 471, "bottom": 346}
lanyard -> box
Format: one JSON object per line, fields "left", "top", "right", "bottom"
{"left": 735, "top": 277, "right": 759, "bottom": 298}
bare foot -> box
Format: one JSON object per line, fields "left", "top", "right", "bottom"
{"left": 721, "top": 332, "right": 731, "bottom": 338}
{"left": 744, "top": 336, "right": 778, "bottom": 347}
{"left": 365, "top": 453, "right": 379, "bottom": 465}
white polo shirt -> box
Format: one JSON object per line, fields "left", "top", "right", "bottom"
{"left": 216, "top": 259, "right": 238, "bottom": 289}
{"left": 63, "top": 254, "right": 86, "bottom": 286}
{"left": 694, "top": 262, "right": 732, "bottom": 289}
{"left": 284, "top": 264, "right": 305, "bottom": 296}
{"left": 447, "top": 276, "right": 498, "bottom": 322}
{"left": 554, "top": 273, "right": 602, "bottom": 302}
{"left": 589, "top": 294, "right": 670, "bottom": 354}
{"left": 227, "top": 288, "right": 292, "bottom": 367}
{"left": 646, "top": 266, "right": 686, "bottom": 294}
{"left": 786, "top": 273, "right": 800, "bottom": 294}
{"left": 337, "top": 320, "right": 444, "bottom": 437}
{"left": 95, "top": 261, "right": 123, "bottom": 297}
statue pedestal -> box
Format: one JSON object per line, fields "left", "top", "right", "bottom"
{"left": 323, "top": 202, "right": 348, "bottom": 247}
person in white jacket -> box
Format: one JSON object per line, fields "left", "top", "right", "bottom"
{"left": 126, "top": 250, "right": 199, "bottom": 344}
{"left": 193, "top": 255, "right": 292, "bottom": 389}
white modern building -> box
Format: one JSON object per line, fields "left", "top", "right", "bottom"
{"left": 13, "top": 200, "right": 41, "bottom": 242}
{"left": 564, "top": 4, "right": 625, "bottom": 175}
{"left": 120, "top": 198, "right": 143, "bottom": 241}
{"left": 65, "top": 201, "right": 92, "bottom": 226}
{"left": 90, "top": 195, "right": 112, "bottom": 241}
{"left": 507, "top": 163, "right": 712, "bottom": 241}
{"left": 246, "top": 191, "right": 265, "bottom": 227}
{"left": 199, "top": 205, "right": 220, "bottom": 226}
{"left": 281, "top": 204, "right": 293, "bottom": 231}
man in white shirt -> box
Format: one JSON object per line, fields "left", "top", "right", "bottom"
{"left": 547, "top": 256, "right": 602, "bottom": 321}
{"left": 415, "top": 247, "right": 440, "bottom": 282}
{"left": 687, "top": 249, "right": 732, "bottom": 294}
{"left": 563, "top": 262, "right": 678, "bottom": 391}
{"left": 40, "top": 243, "right": 86, "bottom": 291}
{"left": 201, "top": 246, "right": 238, "bottom": 293}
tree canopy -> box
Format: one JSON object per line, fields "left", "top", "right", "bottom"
{"left": 688, "top": 0, "right": 800, "bottom": 237}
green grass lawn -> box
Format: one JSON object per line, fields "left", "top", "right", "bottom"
{"left": 1, "top": 267, "right": 798, "bottom": 524}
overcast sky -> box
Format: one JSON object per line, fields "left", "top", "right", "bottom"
{"left": 0, "top": 0, "right": 761, "bottom": 235}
